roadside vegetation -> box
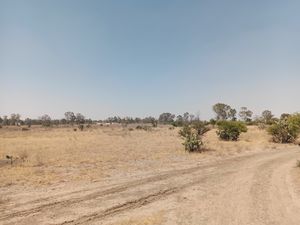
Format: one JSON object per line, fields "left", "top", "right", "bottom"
{"left": 179, "top": 121, "right": 210, "bottom": 152}
{"left": 268, "top": 113, "right": 300, "bottom": 143}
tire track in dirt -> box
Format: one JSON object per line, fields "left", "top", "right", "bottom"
{"left": 58, "top": 170, "right": 236, "bottom": 225}
{"left": 0, "top": 161, "right": 222, "bottom": 221}
{"left": 1, "top": 150, "right": 299, "bottom": 225}
{"left": 0, "top": 152, "right": 261, "bottom": 222}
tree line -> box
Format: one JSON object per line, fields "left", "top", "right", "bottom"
{"left": 0, "top": 103, "right": 290, "bottom": 128}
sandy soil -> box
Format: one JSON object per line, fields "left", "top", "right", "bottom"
{"left": 0, "top": 125, "right": 300, "bottom": 224}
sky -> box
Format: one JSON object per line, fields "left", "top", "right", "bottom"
{"left": 0, "top": 0, "right": 299, "bottom": 120}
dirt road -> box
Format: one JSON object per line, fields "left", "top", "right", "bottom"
{"left": 1, "top": 148, "right": 300, "bottom": 225}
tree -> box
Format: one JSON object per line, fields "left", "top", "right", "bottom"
{"left": 261, "top": 110, "right": 274, "bottom": 124}
{"left": 280, "top": 113, "right": 290, "bottom": 120}
{"left": 24, "top": 118, "right": 32, "bottom": 127}
{"left": 183, "top": 112, "right": 190, "bottom": 123}
{"left": 10, "top": 113, "right": 21, "bottom": 125}
{"left": 228, "top": 108, "right": 237, "bottom": 121}
{"left": 2, "top": 116, "right": 9, "bottom": 126}
{"left": 143, "top": 117, "right": 158, "bottom": 127}
{"left": 75, "top": 113, "right": 85, "bottom": 124}
{"left": 212, "top": 103, "right": 236, "bottom": 121}
{"left": 0, "top": 117, "right": 2, "bottom": 124}
{"left": 239, "top": 107, "right": 253, "bottom": 122}
{"left": 64, "top": 112, "right": 76, "bottom": 125}
{"left": 158, "top": 113, "right": 175, "bottom": 124}
{"left": 40, "top": 114, "right": 51, "bottom": 127}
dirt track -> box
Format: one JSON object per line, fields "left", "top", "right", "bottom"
{"left": 1, "top": 148, "right": 300, "bottom": 225}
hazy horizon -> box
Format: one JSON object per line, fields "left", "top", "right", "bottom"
{"left": 1, "top": 0, "right": 300, "bottom": 120}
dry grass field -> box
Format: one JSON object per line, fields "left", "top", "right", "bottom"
{"left": 0, "top": 125, "right": 300, "bottom": 225}
{"left": 0, "top": 125, "right": 296, "bottom": 187}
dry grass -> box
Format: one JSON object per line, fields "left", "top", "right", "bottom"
{"left": 0, "top": 125, "right": 295, "bottom": 187}
{"left": 108, "top": 211, "right": 165, "bottom": 225}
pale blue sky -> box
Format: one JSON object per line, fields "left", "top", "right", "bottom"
{"left": 0, "top": 0, "right": 299, "bottom": 119}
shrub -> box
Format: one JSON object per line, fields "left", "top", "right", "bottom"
{"left": 179, "top": 125, "right": 192, "bottom": 138}
{"left": 183, "top": 132, "right": 202, "bottom": 152}
{"left": 78, "top": 124, "right": 84, "bottom": 131}
{"left": 136, "top": 125, "right": 151, "bottom": 131}
{"left": 179, "top": 124, "right": 209, "bottom": 152}
{"left": 216, "top": 121, "right": 247, "bottom": 141}
{"left": 268, "top": 115, "right": 300, "bottom": 143}
{"left": 192, "top": 121, "right": 210, "bottom": 135}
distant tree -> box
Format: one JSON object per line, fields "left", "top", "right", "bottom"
{"left": 158, "top": 113, "right": 175, "bottom": 124}
{"left": 134, "top": 117, "right": 142, "bottom": 123}
{"left": 261, "top": 110, "right": 274, "bottom": 124}
{"left": 0, "top": 117, "right": 2, "bottom": 124}
{"left": 143, "top": 117, "right": 157, "bottom": 127}
{"left": 75, "top": 113, "right": 85, "bottom": 124}
{"left": 60, "top": 118, "right": 67, "bottom": 124}
{"left": 64, "top": 112, "right": 76, "bottom": 125}
{"left": 228, "top": 109, "right": 237, "bottom": 121}
{"left": 213, "top": 103, "right": 236, "bottom": 121}
{"left": 10, "top": 113, "right": 21, "bottom": 125}
{"left": 85, "top": 118, "right": 93, "bottom": 124}
{"left": 24, "top": 118, "right": 32, "bottom": 127}
{"left": 183, "top": 112, "right": 190, "bottom": 123}
{"left": 189, "top": 114, "right": 196, "bottom": 121}
{"left": 239, "top": 107, "right": 253, "bottom": 122}
{"left": 40, "top": 114, "right": 51, "bottom": 127}
{"left": 280, "top": 113, "right": 290, "bottom": 120}
{"left": 2, "top": 116, "right": 9, "bottom": 126}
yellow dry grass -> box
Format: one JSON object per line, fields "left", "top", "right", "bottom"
{"left": 0, "top": 125, "right": 295, "bottom": 187}
{"left": 108, "top": 211, "right": 165, "bottom": 225}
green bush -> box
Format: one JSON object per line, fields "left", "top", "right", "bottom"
{"left": 216, "top": 121, "right": 247, "bottom": 141}
{"left": 179, "top": 124, "right": 209, "bottom": 152}
{"left": 268, "top": 114, "right": 300, "bottom": 143}
{"left": 179, "top": 125, "right": 192, "bottom": 138}
{"left": 191, "top": 121, "right": 210, "bottom": 135}
{"left": 183, "top": 132, "right": 202, "bottom": 152}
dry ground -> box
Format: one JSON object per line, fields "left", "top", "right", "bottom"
{"left": 0, "top": 125, "right": 300, "bottom": 224}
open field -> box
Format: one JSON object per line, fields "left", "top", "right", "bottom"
{"left": 0, "top": 125, "right": 300, "bottom": 224}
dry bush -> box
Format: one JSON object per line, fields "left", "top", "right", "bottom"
{"left": 19, "top": 150, "right": 28, "bottom": 162}
{"left": 136, "top": 125, "right": 152, "bottom": 131}
{"left": 34, "top": 154, "right": 45, "bottom": 167}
